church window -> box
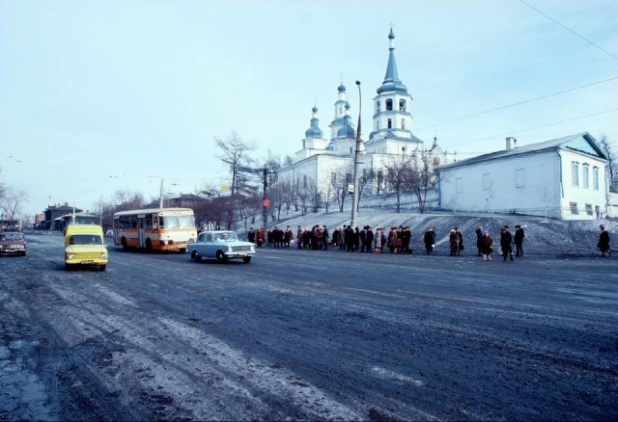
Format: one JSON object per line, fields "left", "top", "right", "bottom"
{"left": 399, "top": 99, "right": 406, "bottom": 111}
{"left": 376, "top": 101, "right": 380, "bottom": 113}
{"left": 402, "top": 147, "right": 406, "bottom": 153}
{"left": 515, "top": 168, "right": 525, "bottom": 188}
{"left": 401, "top": 119, "right": 405, "bottom": 129}
{"left": 377, "top": 171, "right": 384, "bottom": 194}
{"left": 571, "top": 162, "right": 580, "bottom": 187}
{"left": 346, "top": 173, "right": 352, "bottom": 183}
{"left": 331, "top": 172, "right": 337, "bottom": 184}
{"left": 376, "top": 120, "right": 380, "bottom": 130}
{"left": 585, "top": 203, "right": 593, "bottom": 216}
{"left": 363, "top": 168, "right": 367, "bottom": 179}
{"left": 349, "top": 147, "right": 353, "bottom": 154}
{"left": 303, "top": 175, "right": 307, "bottom": 188}
{"left": 583, "top": 164, "right": 590, "bottom": 189}
{"left": 593, "top": 166, "right": 599, "bottom": 190}
{"left": 569, "top": 202, "right": 579, "bottom": 215}
{"left": 482, "top": 173, "right": 491, "bottom": 190}
{"left": 386, "top": 99, "right": 393, "bottom": 111}
{"left": 296, "top": 177, "right": 300, "bottom": 187}
{"left": 387, "top": 119, "right": 392, "bottom": 129}
{"left": 339, "top": 107, "right": 342, "bottom": 114}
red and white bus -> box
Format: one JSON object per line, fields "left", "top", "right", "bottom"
{"left": 113, "top": 208, "right": 197, "bottom": 252}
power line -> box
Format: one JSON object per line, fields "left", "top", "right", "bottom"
{"left": 453, "top": 107, "right": 618, "bottom": 148}
{"left": 414, "top": 76, "right": 618, "bottom": 132}
{"left": 518, "top": 0, "right": 618, "bottom": 62}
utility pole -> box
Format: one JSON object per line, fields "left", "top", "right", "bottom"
{"left": 159, "top": 178, "right": 164, "bottom": 209}
{"left": 262, "top": 166, "right": 268, "bottom": 230}
{"left": 351, "top": 80, "right": 362, "bottom": 227}
{"left": 99, "top": 204, "right": 103, "bottom": 228}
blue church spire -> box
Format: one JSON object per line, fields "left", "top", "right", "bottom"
{"left": 305, "top": 106, "right": 323, "bottom": 139}
{"left": 377, "top": 27, "right": 408, "bottom": 94}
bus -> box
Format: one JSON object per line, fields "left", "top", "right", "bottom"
{"left": 113, "top": 208, "right": 197, "bottom": 252}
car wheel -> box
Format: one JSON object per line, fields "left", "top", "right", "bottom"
{"left": 216, "top": 250, "right": 228, "bottom": 263}
{"left": 191, "top": 250, "right": 200, "bottom": 261}
{"left": 22, "top": 251, "right": 26, "bottom": 257}
{"left": 99, "top": 265, "right": 106, "bottom": 272}
{"left": 242, "top": 256, "right": 251, "bottom": 264}
{"left": 65, "top": 263, "right": 72, "bottom": 271}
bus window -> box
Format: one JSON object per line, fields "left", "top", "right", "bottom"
{"left": 158, "top": 217, "right": 164, "bottom": 228}
{"left": 145, "top": 214, "right": 153, "bottom": 228}
{"left": 179, "top": 215, "right": 194, "bottom": 228}
{"left": 161, "top": 216, "right": 179, "bottom": 229}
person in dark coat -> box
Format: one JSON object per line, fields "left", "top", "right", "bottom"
{"left": 360, "top": 226, "right": 367, "bottom": 252}
{"left": 455, "top": 227, "right": 464, "bottom": 255}
{"left": 424, "top": 226, "right": 436, "bottom": 255}
{"left": 598, "top": 224, "right": 611, "bottom": 257}
{"left": 365, "top": 227, "right": 374, "bottom": 253}
{"left": 500, "top": 226, "right": 514, "bottom": 261}
{"left": 322, "top": 225, "right": 329, "bottom": 250}
{"left": 475, "top": 227, "right": 484, "bottom": 256}
{"left": 247, "top": 227, "right": 256, "bottom": 244}
{"left": 449, "top": 229, "right": 459, "bottom": 256}
{"left": 480, "top": 232, "right": 493, "bottom": 261}
{"left": 514, "top": 225, "right": 525, "bottom": 256}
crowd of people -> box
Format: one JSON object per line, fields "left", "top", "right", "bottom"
{"left": 244, "top": 223, "right": 611, "bottom": 259}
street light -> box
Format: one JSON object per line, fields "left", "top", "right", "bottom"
{"left": 351, "top": 80, "right": 362, "bottom": 227}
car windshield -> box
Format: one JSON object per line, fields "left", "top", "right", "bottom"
{"left": 69, "top": 234, "right": 103, "bottom": 245}
{"left": 214, "top": 232, "right": 239, "bottom": 242}
{"left": 0, "top": 233, "right": 24, "bottom": 241}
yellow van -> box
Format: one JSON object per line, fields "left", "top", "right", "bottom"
{"left": 64, "top": 224, "right": 108, "bottom": 271}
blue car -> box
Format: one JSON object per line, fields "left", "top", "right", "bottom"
{"left": 188, "top": 231, "right": 256, "bottom": 263}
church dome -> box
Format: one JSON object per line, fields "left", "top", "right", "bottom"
{"left": 345, "top": 102, "right": 351, "bottom": 110}
{"left": 305, "top": 106, "right": 323, "bottom": 138}
{"left": 337, "top": 83, "right": 346, "bottom": 93}
{"left": 337, "top": 116, "right": 356, "bottom": 138}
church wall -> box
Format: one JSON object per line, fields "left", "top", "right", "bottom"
{"left": 437, "top": 151, "right": 564, "bottom": 219}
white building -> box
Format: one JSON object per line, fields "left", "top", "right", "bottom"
{"left": 436, "top": 133, "right": 609, "bottom": 220}
{"left": 279, "top": 28, "right": 455, "bottom": 203}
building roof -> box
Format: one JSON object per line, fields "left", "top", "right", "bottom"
{"left": 437, "top": 132, "right": 606, "bottom": 171}
{"left": 366, "top": 131, "right": 424, "bottom": 144}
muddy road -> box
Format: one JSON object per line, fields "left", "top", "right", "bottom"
{"left": 1, "top": 233, "right": 617, "bottom": 420}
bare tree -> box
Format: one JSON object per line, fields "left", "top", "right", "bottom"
{"left": 0, "top": 187, "right": 29, "bottom": 218}
{"left": 306, "top": 179, "right": 322, "bottom": 213}
{"left": 599, "top": 134, "right": 617, "bottom": 188}
{"left": 383, "top": 155, "right": 413, "bottom": 213}
{"left": 356, "top": 168, "right": 375, "bottom": 211}
{"left": 214, "top": 131, "right": 255, "bottom": 197}
{"left": 329, "top": 165, "right": 352, "bottom": 212}
{"left": 408, "top": 150, "right": 436, "bottom": 213}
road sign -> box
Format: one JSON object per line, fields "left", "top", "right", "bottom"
{"left": 262, "top": 199, "right": 271, "bottom": 208}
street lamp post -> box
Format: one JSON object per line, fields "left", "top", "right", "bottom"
{"left": 351, "top": 80, "right": 362, "bottom": 227}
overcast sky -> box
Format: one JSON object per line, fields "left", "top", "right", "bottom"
{"left": 1, "top": 0, "right": 617, "bottom": 217}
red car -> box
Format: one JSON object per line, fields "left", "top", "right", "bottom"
{"left": 0, "top": 232, "right": 27, "bottom": 256}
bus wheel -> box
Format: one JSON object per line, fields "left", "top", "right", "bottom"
{"left": 121, "top": 237, "right": 127, "bottom": 249}
{"left": 191, "top": 250, "right": 200, "bottom": 261}
{"left": 216, "top": 250, "right": 228, "bottom": 263}
{"left": 146, "top": 238, "right": 153, "bottom": 252}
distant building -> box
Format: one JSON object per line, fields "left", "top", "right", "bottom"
{"left": 42, "top": 203, "right": 83, "bottom": 230}
{"left": 144, "top": 194, "right": 206, "bottom": 210}
{"left": 0, "top": 218, "right": 20, "bottom": 231}
{"left": 278, "top": 28, "right": 455, "bottom": 202}
{"left": 55, "top": 212, "right": 100, "bottom": 231}
{"left": 436, "top": 133, "right": 609, "bottom": 220}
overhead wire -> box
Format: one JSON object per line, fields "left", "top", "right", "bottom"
{"left": 518, "top": 0, "right": 618, "bottom": 62}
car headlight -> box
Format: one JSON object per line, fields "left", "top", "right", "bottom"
{"left": 68, "top": 254, "right": 75, "bottom": 259}
{"left": 100, "top": 253, "right": 107, "bottom": 259}
{"left": 226, "top": 246, "right": 232, "bottom": 253}
{"left": 251, "top": 246, "right": 256, "bottom": 253}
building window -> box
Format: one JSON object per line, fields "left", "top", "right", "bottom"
{"left": 349, "top": 147, "right": 353, "bottom": 154}
{"left": 482, "top": 173, "right": 491, "bottom": 190}
{"left": 593, "top": 166, "right": 599, "bottom": 190}
{"left": 456, "top": 178, "right": 463, "bottom": 193}
{"left": 296, "top": 177, "right": 300, "bottom": 187}
{"left": 385, "top": 99, "right": 393, "bottom": 111}
{"left": 346, "top": 173, "right": 352, "bottom": 183}
{"left": 331, "top": 172, "right": 337, "bottom": 184}
{"left": 376, "top": 120, "right": 380, "bottom": 130}
{"left": 399, "top": 99, "right": 406, "bottom": 111}
{"left": 569, "top": 202, "right": 579, "bottom": 215}
{"left": 583, "top": 164, "right": 589, "bottom": 189}
{"left": 585, "top": 203, "right": 593, "bottom": 216}
{"left": 303, "top": 175, "right": 307, "bottom": 188}
{"left": 595, "top": 205, "right": 601, "bottom": 217}
{"left": 339, "top": 107, "right": 342, "bottom": 114}
{"left": 515, "top": 168, "right": 525, "bottom": 188}
{"left": 376, "top": 101, "right": 380, "bottom": 113}
{"left": 402, "top": 147, "right": 406, "bottom": 153}
{"left": 571, "top": 161, "right": 579, "bottom": 187}
{"left": 387, "top": 118, "right": 392, "bottom": 129}
{"left": 401, "top": 119, "right": 405, "bottom": 129}
{"left": 377, "top": 171, "right": 384, "bottom": 194}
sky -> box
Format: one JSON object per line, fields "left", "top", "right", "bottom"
{"left": 1, "top": 0, "right": 617, "bottom": 217}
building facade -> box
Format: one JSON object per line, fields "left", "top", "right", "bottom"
{"left": 436, "top": 133, "right": 609, "bottom": 220}
{"left": 278, "top": 28, "right": 455, "bottom": 204}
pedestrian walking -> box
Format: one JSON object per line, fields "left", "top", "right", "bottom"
{"left": 480, "top": 232, "right": 493, "bottom": 261}
{"left": 500, "top": 226, "right": 514, "bottom": 261}
{"left": 424, "top": 226, "right": 436, "bottom": 255}
{"left": 598, "top": 224, "right": 611, "bottom": 257}
{"left": 514, "top": 225, "right": 525, "bottom": 257}
{"left": 475, "top": 226, "right": 484, "bottom": 256}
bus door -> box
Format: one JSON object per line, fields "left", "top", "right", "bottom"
{"left": 138, "top": 216, "right": 146, "bottom": 248}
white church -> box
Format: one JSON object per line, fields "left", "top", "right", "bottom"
{"left": 278, "top": 28, "right": 456, "bottom": 201}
